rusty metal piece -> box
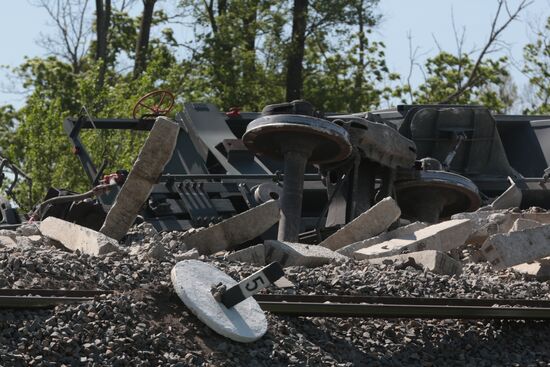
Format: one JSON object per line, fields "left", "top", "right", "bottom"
{"left": 395, "top": 170, "right": 481, "bottom": 223}
{"left": 243, "top": 114, "right": 352, "bottom": 241}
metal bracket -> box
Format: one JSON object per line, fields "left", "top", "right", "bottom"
{"left": 175, "top": 181, "right": 220, "bottom": 227}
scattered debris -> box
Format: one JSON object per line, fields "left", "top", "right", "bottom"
{"left": 512, "top": 258, "right": 550, "bottom": 280}
{"left": 337, "top": 221, "right": 427, "bottom": 258}
{"left": 320, "top": 197, "right": 401, "bottom": 250}
{"left": 481, "top": 224, "right": 550, "bottom": 269}
{"left": 184, "top": 200, "right": 280, "bottom": 255}
{"left": 509, "top": 217, "right": 542, "bottom": 232}
{"left": 40, "top": 217, "right": 121, "bottom": 256}
{"left": 265, "top": 240, "right": 345, "bottom": 267}
{"left": 366, "top": 250, "right": 462, "bottom": 275}
{"left": 175, "top": 248, "right": 200, "bottom": 260}
{"left": 227, "top": 244, "right": 266, "bottom": 266}
{"left": 354, "top": 219, "right": 472, "bottom": 260}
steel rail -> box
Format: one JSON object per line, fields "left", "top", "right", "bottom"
{"left": 253, "top": 294, "right": 550, "bottom": 307}
{"left": 258, "top": 301, "right": 550, "bottom": 319}
{"left": 0, "top": 289, "right": 111, "bottom": 309}
{"left": 254, "top": 294, "right": 550, "bottom": 320}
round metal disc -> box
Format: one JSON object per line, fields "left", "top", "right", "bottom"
{"left": 395, "top": 170, "right": 481, "bottom": 219}
{"left": 171, "top": 260, "right": 267, "bottom": 343}
{"left": 242, "top": 114, "right": 352, "bottom": 164}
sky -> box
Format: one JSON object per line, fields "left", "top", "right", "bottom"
{"left": 0, "top": 0, "right": 548, "bottom": 109}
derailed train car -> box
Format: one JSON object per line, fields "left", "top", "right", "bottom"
{"left": 10, "top": 92, "right": 550, "bottom": 243}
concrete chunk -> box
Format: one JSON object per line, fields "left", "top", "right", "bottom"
{"left": 481, "top": 224, "right": 550, "bottom": 269}
{"left": 367, "top": 250, "right": 462, "bottom": 275}
{"left": 40, "top": 217, "right": 121, "bottom": 256}
{"left": 100, "top": 117, "right": 180, "bottom": 240}
{"left": 0, "top": 236, "right": 16, "bottom": 248}
{"left": 355, "top": 219, "right": 472, "bottom": 260}
{"left": 337, "top": 222, "right": 427, "bottom": 258}
{"left": 227, "top": 244, "right": 266, "bottom": 266}
{"left": 320, "top": 197, "right": 401, "bottom": 251}
{"left": 265, "top": 240, "right": 345, "bottom": 268}
{"left": 452, "top": 210, "right": 550, "bottom": 244}
{"left": 184, "top": 200, "right": 279, "bottom": 255}
{"left": 512, "top": 258, "right": 550, "bottom": 280}
{"left": 509, "top": 218, "right": 542, "bottom": 232}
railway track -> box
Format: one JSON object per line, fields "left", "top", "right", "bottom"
{"left": 0, "top": 289, "right": 111, "bottom": 309}
{"left": 2, "top": 289, "right": 550, "bottom": 320}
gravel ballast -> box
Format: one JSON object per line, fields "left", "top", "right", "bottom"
{"left": 1, "top": 225, "right": 550, "bottom": 366}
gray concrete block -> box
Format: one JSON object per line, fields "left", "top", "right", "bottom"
{"left": 509, "top": 218, "right": 542, "bottom": 232}
{"left": 337, "top": 222, "right": 427, "bottom": 258}
{"left": 265, "top": 240, "right": 345, "bottom": 268}
{"left": 320, "top": 197, "right": 401, "bottom": 251}
{"left": 367, "top": 250, "right": 462, "bottom": 275}
{"left": 481, "top": 224, "right": 550, "bottom": 269}
{"left": 227, "top": 244, "right": 266, "bottom": 266}
{"left": 512, "top": 257, "right": 550, "bottom": 280}
{"left": 452, "top": 210, "right": 550, "bottom": 244}
{"left": 185, "top": 200, "right": 279, "bottom": 255}
{"left": 0, "top": 236, "right": 16, "bottom": 248}
{"left": 355, "top": 219, "right": 472, "bottom": 260}
{"left": 175, "top": 248, "right": 200, "bottom": 260}
{"left": 40, "top": 217, "right": 121, "bottom": 256}
{"left": 100, "top": 117, "right": 180, "bottom": 240}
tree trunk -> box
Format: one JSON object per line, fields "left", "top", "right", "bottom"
{"left": 285, "top": 0, "right": 308, "bottom": 102}
{"left": 134, "top": 0, "right": 157, "bottom": 78}
{"left": 351, "top": 0, "right": 365, "bottom": 111}
{"left": 95, "top": 0, "right": 111, "bottom": 88}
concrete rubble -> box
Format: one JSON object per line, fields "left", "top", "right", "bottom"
{"left": 452, "top": 208, "right": 550, "bottom": 244}
{"left": 354, "top": 219, "right": 472, "bottom": 260}
{"left": 336, "top": 221, "right": 427, "bottom": 258}
{"left": 480, "top": 224, "right": 550, "bottom": 269}
{"left": 512, "top": 258, "right": 550, "bottom": 280}
{"left": 40, "top": 217, "right": 121, "bottom": 256}
{"left": 320, "top": 197, "right": 401, "bottom": 250}
{"left": 265, "top": 240, "right": 345, "bottom": 267}
{"left": 365, "top": 250, "right": 462, "bottom": 275}
{"left": 227, "top": 244, "right": 266, "bottom": 266}
{"left": 184, "top": 200, "right": 280, "bottom": 255}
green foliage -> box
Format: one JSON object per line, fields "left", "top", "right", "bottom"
{"left": 523, "top": 17, "right": 550, "bottom": 114}
{"left": 406, "top": 52, "right": 512, "bottom": 112}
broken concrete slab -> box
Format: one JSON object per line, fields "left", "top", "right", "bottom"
{"left": 509, "top": 218, "right": 542, "bottom": 232}
{"left": 367, "top": 250, "right": 462, "bottom": 275}
{"left": 481, "top": 224, "right": 550, "bottom": 269}
{"left": 265, "top": 240, "right": 345, "bottom": 268}
{"left": 184, "top": 200, "right": 280, "bottom": 255}
{"left": 227, "top": 244, "right": 266, "bottom": 266}
{"left": 100, "top": 117, "right": 180, "bottom": 240}
{"left": 0, "top": 230, "right": 17, "bottom": 240}
{"left": 452, "top": 209, "right": 550, "bottom": 244}
{"left": 337, "top": 222, "right": 427, "bottom": 258}
{"left": 0, "top": 236, "right": 16, "bottom": 248}
{"left": 40, "top": 217, "right": 121, "bottom": 256}
{"left": 354, "top": 219, "right": 472, "bottom": 260}
{"left": 320, "top": 197, "right": 401, "bottom": 251}
{"left": 16, "top": 223, "right": 41, "bottom": 237}
{"left": 512, "top": 258, "right": 550, "bottom": 280}
{"left": 176, "top": 248, "right": 200, "bottom": 260}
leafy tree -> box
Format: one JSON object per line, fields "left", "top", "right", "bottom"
{"left": 410, "top": 52, "right": 512, "bottom": 112}
{"left": 523, "top": 16, "right": 550, "bottom": 114}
